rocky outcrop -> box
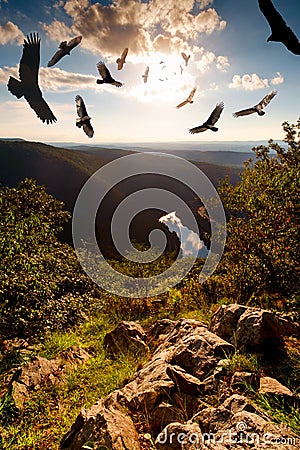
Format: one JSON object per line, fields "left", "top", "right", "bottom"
{"left": 209, "top": 304, "right": 299, "bottom": 350}
{"left": 60, "top": 311, "right": 299, "bottom": 450}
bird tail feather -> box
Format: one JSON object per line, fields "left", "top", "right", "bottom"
{"left": 210, "top": 127, "right": 218, "bottom": 132}
{"left": 7, "top": 77, "right": 24, "bottom": 99}
{"left": 258, "top": 111, "right": 265, "bottom": 116}
{"left": 96, "top": 79, "right": 105, "bottom": 84}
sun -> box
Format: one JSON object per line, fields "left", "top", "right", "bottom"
{"left": 128, "top": 52, "right": 197, "bottom": 104}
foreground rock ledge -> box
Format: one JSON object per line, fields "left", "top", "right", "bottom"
{"left": 60, "top": 307, "right": 299, "bottom": 450}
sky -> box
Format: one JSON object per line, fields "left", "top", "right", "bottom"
{"left": 0, "top": 0, "right": 299, "bottom": 143}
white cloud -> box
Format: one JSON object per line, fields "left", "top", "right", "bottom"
{"left": 216, "top": 55, "right": 230, "bottom": 72}
{"left": 0, "top": 65, "right": 95, "bottom": 92}
{"left": 43, "top": 0, "right": 226, "bottom": 57}
{"left": 229, "top": 73, "right": 269, "bottom": 91}
{"left": 271, "top": 71, "right": 284, "bottom": 85}
{"left": 0, "top": 21, "right": 24, "bottom": 45}
{"left": 193, "top": 47, "right": 229, "bottom": 73}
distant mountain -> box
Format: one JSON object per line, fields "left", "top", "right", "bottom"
{"left": 0, "top": 140, "right": 241, "bottom": 257}
{"left": 51, "top": 140, "right": 281, "bottom": 167}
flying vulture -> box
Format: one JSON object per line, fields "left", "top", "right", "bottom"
{"left": 75, "top": 95, "right": 94, "bottom": 138}
{"left": 181, "top": 52, "right": 191, "bottom": 66}
{"left": 96, "top": 61, "right": 123, "bottom": 87}
{"left": 176, "top": 87, "right": 197, "bottom": 109}
{"left": 142, "top": 66, "right": 149, "bottom": 83}
{"left": 233, "top": 90, "right": 277, "bottom": 117}
{"left": 47, "top": 35, "right": 82, "bottom": 67}
{"left": 116, "top": 48, "right": 128, "bottom": 70}
{"left": 7, "top": 33, "right": 57, "bottom": 124}
{"left": 189, "top": 102, "right": 224, "bottom": 133}
{"left": 258, "top": 0, "right": 300, "bottom": 55}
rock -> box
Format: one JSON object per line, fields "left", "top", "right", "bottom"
{"left": 104, "top": 321, "right": 149, "bottom": 356}
{"left": 259, "top": 376, "right": 293, "bottom": 397}
{"left": 60, "top": 346, "right": 91, "bottom": 364}
{"left": 209, "top": 305, "right": 299, "bottom": 350}
{"left": 10, "top": 348, "right": 91, "bottom": 409}
{"left": 209, "top": 304, "right": 248, "bottom": 343}
{"left": 166, "top": 365, "right": 205, "bottom": 396}
{"left": 11, "top": 381, "right": 28, "bottom": 409}
{"left": 60, "top": 395, "right": 140, "bottom": 450}
{"left": 147, "top": 319, "right": 177, "bottom": 346}
{"left": 62, "top": 319, "right": 299, "bottom": 450}
{"left": 193, "top": 394, "right": 298, "bottom": 449}
{"left": 169, "top": 324, "right": 234, "bottom": 379}
{"left": 230, "top": 371, "right": 259, "bottom": 392}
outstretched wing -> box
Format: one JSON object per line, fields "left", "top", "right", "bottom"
{"left": 258, "top": 0, "right": 287, "bottom": 36}
{"left": 121, "top": 47, "right": 128, "bottom": 60}
{"left": 25, "top": 94, "right": 57, "bottom": 124}
{"left": 189, "top": 125, "right": 207, "bottom": 134}
{"left": 233, "top": 107, "right": 256, "bottom": 118}
{"left": 17, "top": 33, "right": 56, "bottom": 124}
{"left": 19, "top": 33, "right": 40, "bottom": 84}
{"left": 205, "top": 102, "right": 224, "bottom": 126}
{"left": 97, "top": 61, "right": 109, "bottom": 80}
{"left": 187, "top": 87, "right": 197, "bottom": 102}
{"left": 176, "top": 99, "right": 189, "bottom": 109}
{"left": 83, "top": 122, "right": 94, "bottom": 138}
{"left": 47, "top": 48, "right": 64, "bottom": 67}
{"left": 258, "top": 0, "right": 300, "bottom": 54}
{"left": 75, "top": 95, "right": 88, "bottom": 118}
{"left": 66, "top": 35, "right": 82, "bottom": 51}
{"left": 257, "top": 89, "right": 277, "bottom": 109}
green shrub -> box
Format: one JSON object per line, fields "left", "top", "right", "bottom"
{"left": 0, "top": 179, "right": 101, "bottom": 339}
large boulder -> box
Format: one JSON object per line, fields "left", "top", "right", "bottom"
{"left": 209, "top": 305, "right": 299, "bottom": 350}
{"left": 60, "top": 394, "right": 140, "bottom": 450}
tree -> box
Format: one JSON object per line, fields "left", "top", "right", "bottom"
{"left": 218, "top": 120, "right": 300, "bottom": 306}
{"left": 0, "top": 179, "right": 100, "bottom": 339}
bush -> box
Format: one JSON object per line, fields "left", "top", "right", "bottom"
{"left": 217, "top": 120, "right": 300, "bottom": 307}
{"left": 0, "top": 179, "right": 101, "bottom": 339}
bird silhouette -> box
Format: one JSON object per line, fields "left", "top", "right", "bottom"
{"left": 116, "top": 48, "right": 128, "bottom": 70}
{"left": 258, "top": 0, "right": 300, "bottom": 55}
{"left": 7, "top": 33, "right": 57, "bottom": 124}
{"left": 96, "top": 61, "right": 123, "bottom": 87}
{"left": 176, "top": 87, "right": 197, "bottom": 109}
{"left": 75, "top": 95, "right": 94, "bottom": 138}
{"left": 47, "top": 36, "right": 82, "bottom": 67}
{"left": 189, "top": 103, "right": 224, "bottom": 133}
{"left": 142, "top": 66, "right": 149, "bottom": 83}
{"left": 233, "top": 90, "right": 277, "bottom": 117}
{"left": 181, "top": 52, "right": 191, "bottom": 66}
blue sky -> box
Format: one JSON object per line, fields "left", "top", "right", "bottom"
{"left": 0, "top": 0, "right": 299, "bottom": 143}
